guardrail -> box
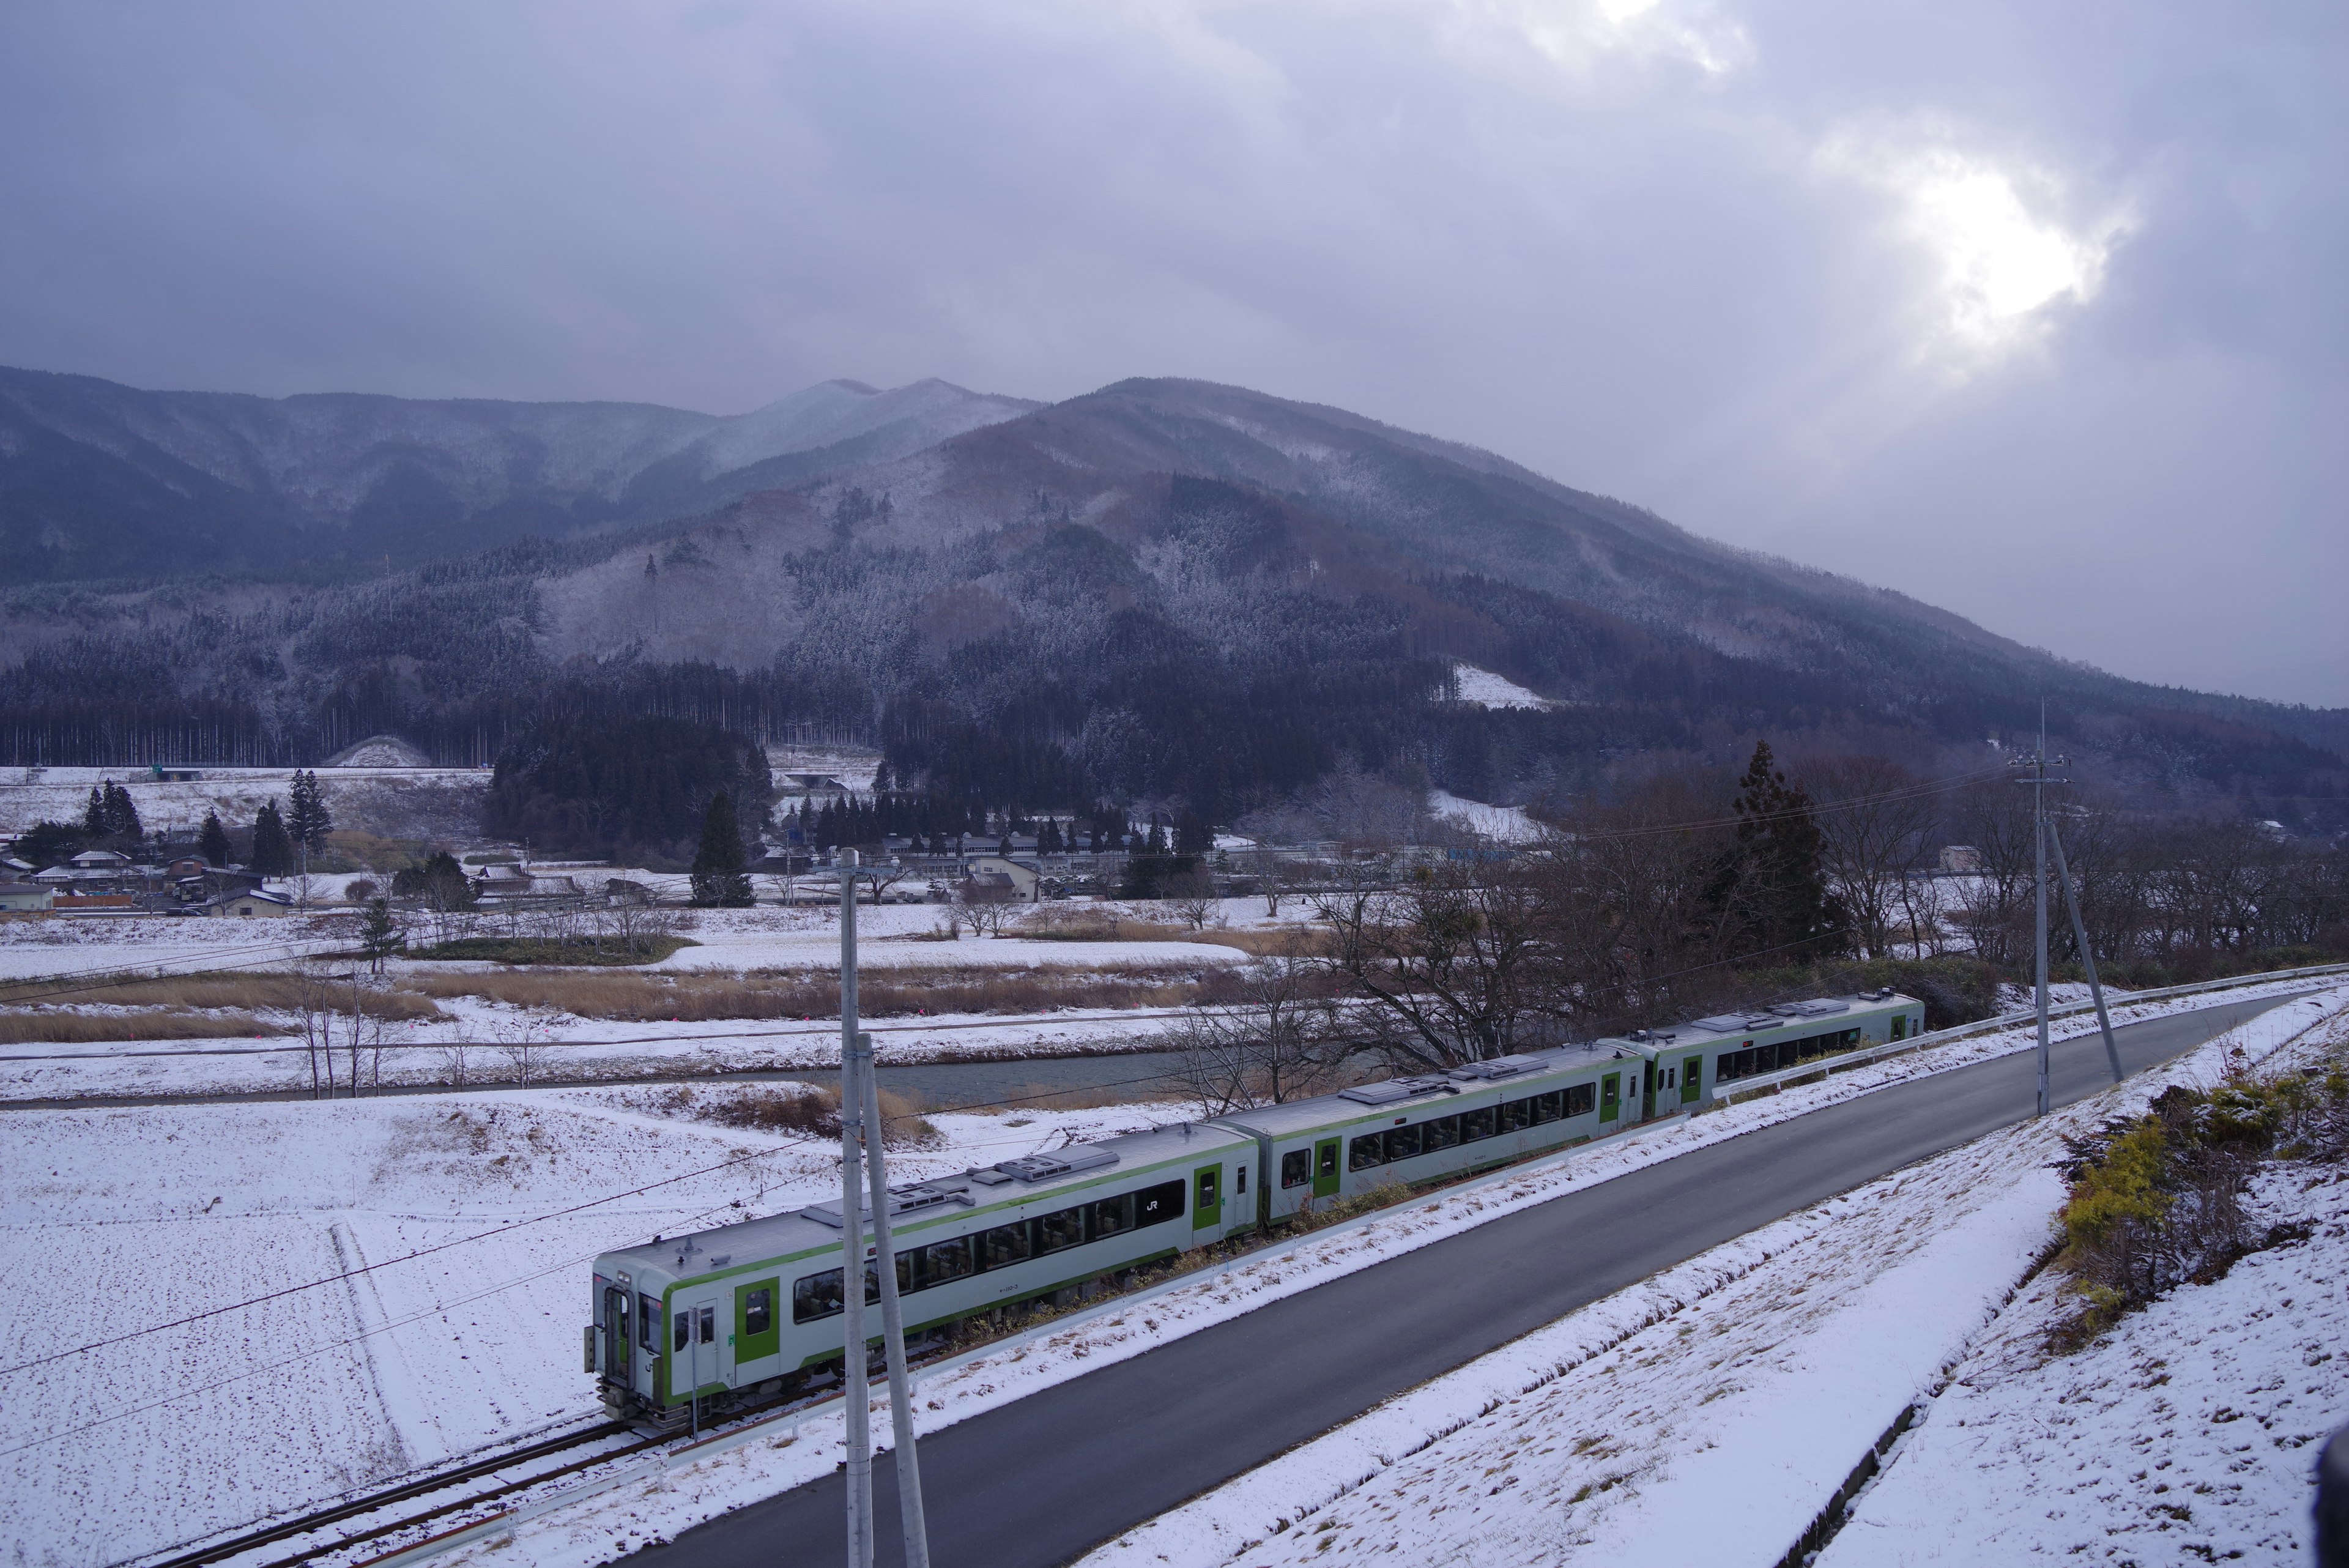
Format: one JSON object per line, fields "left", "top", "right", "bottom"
{"left": 1710, "top": 960, "right": 2349, "bottom": 1107}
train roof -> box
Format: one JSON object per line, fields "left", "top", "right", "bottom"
{"left": 1595, "top": 990, "right": 1920, "bottom": 1057}
{"left": 1211, "top": 1040, "right": 1649, "bottom": 1139}
{"left": 595, "top": 1117, "right": 1253, "bottom": 1280}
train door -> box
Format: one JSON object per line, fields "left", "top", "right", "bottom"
{"left": 1312, "top": 1137, "right": 1341, "bottom": 1200}
{"left": 1680, "top": 1054, "right": 1704, "bottom": 1105}
{"left": 1192, "top": 1164, "right": 1223, "bottom": 1235}
{"left": 1641, "top": 1061, "right": 1656, "bottom": 1120}
{"left": 670, "top": 1293, "right": 721, "bottom": 1403}
{"left": 601, "top": 1285, "right": 630, "bottom": 1384}
{"left": 1599, "top": 1072, "right": 1620, "bottom": 1124}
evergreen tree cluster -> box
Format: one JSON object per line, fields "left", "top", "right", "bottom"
{"left": 248, "top": 801, "right": 295, "bottom": 877}
{"left": 689, "top": 791, "right": 754, "bottom": 907}
{"left": 287, "top": 770, "right": 333, "bottom": 853}
{"left": 80, "top": 780, "right": 143, "bottom": 845}
{"left": 484, "top": 710, "right": 773, "bottom": 861}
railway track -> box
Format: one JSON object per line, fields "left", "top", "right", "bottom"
{"left": 143, "top": 1418, "right": 658, "bottom": 1568}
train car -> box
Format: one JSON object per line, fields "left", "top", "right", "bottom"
{"left": 587, "top": 1120, "right": 1255, "bottom": 1422}
{"left": 1605, "top": 989, "right": 1923, "bottom": 1114}
{"left": 1210, "top": 1044, "right": 1653, "bottom": 1224}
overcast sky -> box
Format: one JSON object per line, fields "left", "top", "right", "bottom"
{"left": 2, "top": 2, "right": 2341, "bottom": 706}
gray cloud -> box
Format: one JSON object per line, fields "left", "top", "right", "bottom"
{"left": 1, "top": 0, "right": 2340, "bottom": 703}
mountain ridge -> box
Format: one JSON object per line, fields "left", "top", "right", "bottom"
{"left": 1, "top": 366, "right": 2340, "bottom": 822}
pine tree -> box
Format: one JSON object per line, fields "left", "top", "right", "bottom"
{"left": 357, "top": 898, "right": 407, "bottom": 975}
{"left": 689, "top": 790, "right": 754, "bottom": 907}
{"left": 83, "top": 787, "right": 106, "bottom": 838}
{"left": 198, "top": 810, "right": 232, "bottom": 867}
{"left": 1173, "top": 808, "right": 1211, "bottom": 855}
{"left": 98, "top": 781, "right": 142, "bottom": 842}
{"left": 288, "top": 770, "right": 334, "bottom": 852}
{"left": 249, "top": 800, "right": 297, "bottom": 877}
{"left": 1718, "top": 740, "right": 1848, "bottom": 960}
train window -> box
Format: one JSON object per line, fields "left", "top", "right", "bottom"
{"left": 1135, "top": 1180, "right": 1186, "bottom": 1227}
{"left": 1499, "top": 1099, "right": 1531, "bottom": 1133}
{"left": 1234, "top": 1165, "right": 1247, "bottom": 1195}
{"left": 1889, "top": 1014, "right": 1906, "bottom": 1041}
{"left": 979, "top": 1222, "right": 1034, "bottom": 1271}
{"left": 743, "top": 1288, "right": 773, "bottom": 1337}
{"left": 638, "top": 1293, "right": 660, "bottom": 1350}
{"left": 675, "top": 1310, "right": 691, "bottom": 1350}
{"left": 696, "top": 1306, "right": 714, "bottom": 1344}
{"left": 1384, "top": 1123, "right": 1422, "bottom": 1162}
{"left": 1458, "top": 1107, "right": 1496, "bottom": 1143}
{"left": 1196, "top": 1169, "right": 1219, "bottom": 1211}
{"left": 1423, "top": 1115, "right": 1460, "bottom": 1151}
{"left": 1564, "top": 1082, "right": 1595, "bottom": 1118}
{"left": 1318, "top": 1145, "right": 1338, "bottom": 1179}
{"left": 1036, "top": 1206, "right": 1087, "bottom": 1255}
{"left": 1093, "top": 1191, "right": 1135, "bottom": 1237}
{"left": 1349, "top": 1134, "right": 1386, "bottom": 1171}
{"left": 1281, "top": 1149, "right": 1311, "bottom": 1188}
{"left": 794, "top": 1269, "right": 845, "bottom": 1323}
{"left": 1531, "top": 1091, "right": 1562, "bottom": 1125}
{"left": 917, "top": 1235, "right": 974, "bottom": 1288}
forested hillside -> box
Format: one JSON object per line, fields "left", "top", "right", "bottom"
{"left": 2, "top": 370, "right": 2342, "bottom": 832}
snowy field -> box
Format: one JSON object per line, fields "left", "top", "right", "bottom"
{"left": 0, "top": 902, "right": 1267, "bottom": 1100}
{"left": 0, "top": 1088, "right": 1182, "bottom": 1568}
{"left": 421, "top": 983, "right": 2348, "bottom": 1568}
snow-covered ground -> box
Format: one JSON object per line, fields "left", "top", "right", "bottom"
{"left": 0, "top": 764, "right": 488, "bottom": 842}
{"left": 1427, "top": 789, "right": 1544, "bottom": 845}
{"left": 420, "top": 983, "right": 2348, "bottom": 1568}
{"left": 0, "top": 1088, "right": 1181, "bottom": 1568}
{"left": 1820, "top": 1044, "right": 2349, "bottom": 1564}
{"left": 1449, "top": 664, "right": 1553, "bottom": 711}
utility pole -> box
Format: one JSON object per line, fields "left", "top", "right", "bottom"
{"left": 2011, "top": 710, "right": 2059, "bottom": 1116}
{"left": 839, "top": 851, "right": 872, "bottom": 1568}
{"left": 836, "top": 849, "right": 931, "bottom": 1568}
{"left": 2008, "top": 708, "right": 2126, "bottom": 1109}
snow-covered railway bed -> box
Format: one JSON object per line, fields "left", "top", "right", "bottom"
{"left": 0, "top": 1089, "right": 1173, "bottom": 1567}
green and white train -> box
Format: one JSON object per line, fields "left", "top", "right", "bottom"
{"left": 587, "top": 989, "right": 1922, "bottom": 1422}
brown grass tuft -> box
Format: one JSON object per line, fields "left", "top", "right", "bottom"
{"left": 395, "top": 963, "right": 1239, "bottom": 1021}
{"left": 0, "top": 1009, "right": 292, "bottom": 1044}
{"left": 0, "top": 973, "right": 445, "bottom": 1022}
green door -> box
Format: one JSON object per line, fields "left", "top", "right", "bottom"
{"left": 601, "top": 1285, "right": 630, "bottom": 1381}
{"left": 1600, "top": 1072, "right": 1620, "bottom": 1123}
{"left": 734, "top": 1277, "right": 780, "bottom": 1365}
{"left": 1192, "top": 1164, "right": 1223, "bottom": 1230}
{"left": 1312, "top": 1137, "right": 1341, "bottom": 1198}
{"left": 1680, "top": 1055, "right": 1702, "bottom": 1104}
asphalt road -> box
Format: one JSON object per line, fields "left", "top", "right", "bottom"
{"left": 647, "top": 992, "right": 2315, "bottom": 1568}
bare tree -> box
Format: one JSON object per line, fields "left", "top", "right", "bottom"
{"left": 1168, "top": 952, "right": 1349, "bottom": 1115}
{"left": 1802, "top": 757, "right": 1939, "bottom": 959}
{"left": 495, "top": 1011, "right": 551, "bottom": 1087}
{"left": 1313, "top": 857, "right": 1556, "bottom": 1070}
{"left": 1164, "top": 864, "right": 1219, "bottom": 931}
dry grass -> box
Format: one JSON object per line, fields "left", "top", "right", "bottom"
{"left": 639, "top": 1082, "right": 940, "bottom": 1147}
{"left": 396, "top": 963, "right": 1240, "bottom": 1021}
{"left": 0, "top": 1009, "right": 291, "bottom": 1044}
{"left": 0, "top": 972, "right": 446, "bottom": 1022}
{"left": 1013, "top": 908, "right": 1328, "bottom": 957}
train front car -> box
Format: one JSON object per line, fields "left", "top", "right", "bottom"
{"left": 588, "top": 1120, "right": 1257, "bottom": 1425}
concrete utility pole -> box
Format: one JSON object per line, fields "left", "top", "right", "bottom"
{"left": 2010, "top": 711, "right": 2056, "bottom": 1115}
{"left": 2008, "top": 708, "right": 2126, "bottom": 1108}
{"left": 839, "top": 850, "right": 872, "bottom": 1568}
{"left": 836, "top": 850, "right": 932, "bottom": 1568}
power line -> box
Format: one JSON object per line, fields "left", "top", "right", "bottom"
{"left": 0, "top": 1129, "right": 824, "bottom": 1381}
